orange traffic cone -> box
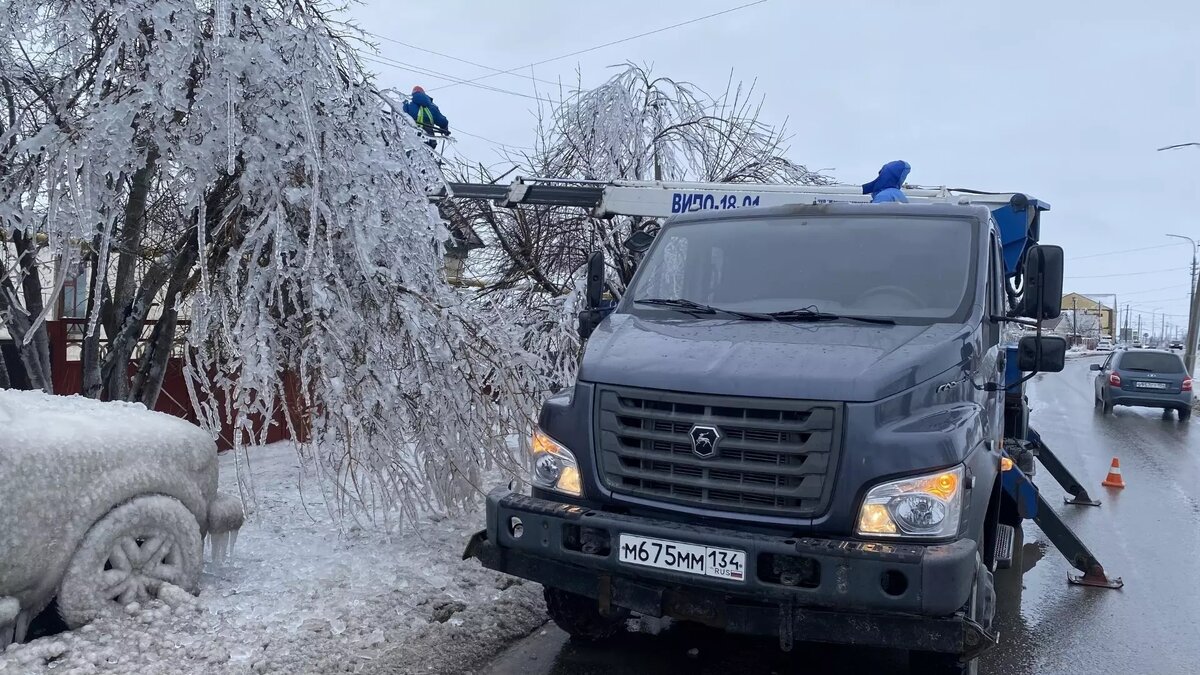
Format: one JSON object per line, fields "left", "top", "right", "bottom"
{"left": 1101, "top": 458, "right": 1126, "bottom": 489}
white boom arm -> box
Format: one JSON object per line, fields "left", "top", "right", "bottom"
{"left": 436, "top": 177, "right": 1029, "bottom": 219}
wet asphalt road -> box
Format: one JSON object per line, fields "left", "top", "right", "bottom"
{"left": 481, "top": 357, "right": 1200, "bottom": 674}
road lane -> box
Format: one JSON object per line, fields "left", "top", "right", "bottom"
{"left": 481, "top": 357, "right": 1200, "bottom": 674}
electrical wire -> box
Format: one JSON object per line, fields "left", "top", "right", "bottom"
{"left": 1066, "top": 266, "right": 1190, "bottom": 280}
{"left": 452, "top": 127, "right": 536, "bottom": 151}
{"left": 1068, "top": 242, "right": 1186, "bottom": 260}
{"left": 357, "top": 53, "right": 552, "bottom": 102}
{"left": 427, "top": 0, "right": 770, "bottom": 93}
{"left": 360, "top": 29, "right": 565, "bottom": 89}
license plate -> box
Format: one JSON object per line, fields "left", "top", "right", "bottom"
{"left": 618, "top": 534, "right": 746, "bottom": 581}
{"left": 1135, "top": 381, "right": 1168, "bottom": 389}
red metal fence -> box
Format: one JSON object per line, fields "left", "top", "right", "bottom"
{"left": 44, "top": 319, "right": 304, "bottom": 450}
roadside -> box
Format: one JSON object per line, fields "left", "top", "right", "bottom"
{"left": 0, "top": 444, "right": 544, "bottom": 675}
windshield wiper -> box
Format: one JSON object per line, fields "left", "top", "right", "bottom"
{"left": 634, "top": 298, "right": 776, "bottom": 321}
{"left": 766, "top": 307, "right": 896, "bottom": 325}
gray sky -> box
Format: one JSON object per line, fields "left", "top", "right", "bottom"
{"left": 351, "top": 0, "right": 1198, "bottom": 337}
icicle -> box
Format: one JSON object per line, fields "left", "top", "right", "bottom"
{"left": 210, "top": 531, "right": 229, "bottom": 563}
{"left": 196, "top": 195, "right": 210, "bottom": 303}
{"left": 226, "top": 77, "right": 236, "bottom": 174}
{"left": 298, "top": 85, "right": 321, "bottom": 270}
{"left": 214, "top": 0, "right": 228, "bottom": 46}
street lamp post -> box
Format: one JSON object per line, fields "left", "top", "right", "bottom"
{"left": 1160, "top": 143, "right": 1200, "bottom": 372}
{"left": 1166, "top": 233, "right": 1200, "bottom": 375}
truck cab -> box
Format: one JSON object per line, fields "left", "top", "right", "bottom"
{"left": 467, "top": 199, "right": 1067, "bottom": 674}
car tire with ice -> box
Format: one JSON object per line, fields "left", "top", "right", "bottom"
{"left": 57, "top": 495, "right": 203, "bottom": 628}
{"left": 543, "top": 587, "right": 628, "bottom": 642}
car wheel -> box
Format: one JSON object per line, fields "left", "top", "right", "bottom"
{"left": 543, "top": 587, "right": 628, "bottom": 642}
{"left": 57, "top": 495, "right": 203, "bottom": 629}
{"left": 1180, "top": 407, "right": 1192, "bottom": 421}
{"left": 1102, "top": 397, "right": 1114, "bottom": 415}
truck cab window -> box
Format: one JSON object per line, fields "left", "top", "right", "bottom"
{"left": 628, "top": 215, "right": 978, "bottom": 324}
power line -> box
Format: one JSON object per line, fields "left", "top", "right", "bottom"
{"left": 361, "top": 29, "right": 565, "bottom": 90}
{"left": 452, "top": 127, "right": 535, "bottom": 151}
{"left": 427, "top": 0, "right": 770, "bottom": 93}
{"left": 1068, "top": 241, "right": 1186, "bottom": 260}
{"left": 1066, "top": 265, "right": 1190, "bottom": 280}
{"left": 358, "top": 53, "right": 552, "bottom": 102}
{"left": 1111, "top": 284, "right": 1192, "bottom": 297}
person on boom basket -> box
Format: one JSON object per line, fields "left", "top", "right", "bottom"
{"left": 403, "top": 86, "right": 450, "bottom": 149}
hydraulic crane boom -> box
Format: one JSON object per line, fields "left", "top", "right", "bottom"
{"left": 434, "top": 176, "right": 1048, "bottom": 281}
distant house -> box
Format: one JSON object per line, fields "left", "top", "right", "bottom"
{"left": 1061, "top": 293, "right": 1115, "bottom": 337}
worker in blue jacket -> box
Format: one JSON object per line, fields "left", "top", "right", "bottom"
{"left": 403, "top": 86, "right": 450, "bottom": 148}
{"left": 862, "top": 160, "right": 911, "bottom": 203}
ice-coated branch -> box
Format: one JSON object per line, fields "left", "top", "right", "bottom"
{"left": 0, "top": 0, "right": 552, "bottom": 525}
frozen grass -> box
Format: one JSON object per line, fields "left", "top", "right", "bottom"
{"left": 0, "top": 443, "right": 545, "bottom": 674}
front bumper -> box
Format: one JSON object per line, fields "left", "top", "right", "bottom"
{"left": 465, "top": 488, "right": 994, "bottom": 656}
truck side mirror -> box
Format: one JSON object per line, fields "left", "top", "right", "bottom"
{"left": 1019, "top": 244, "right": 1064, "bottom": 320}
{"left": 1018, "top": 335, "right": 1067, "bottom": 373}
{"left": 578, "top": 251, "right": 606, "bottom": 340}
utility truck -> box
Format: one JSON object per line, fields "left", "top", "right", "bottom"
{"left": 446, "top": 178, "right": 1121, "bottom": 674}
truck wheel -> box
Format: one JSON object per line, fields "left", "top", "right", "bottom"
{"left": 543, "top": 587, "right": 628, "bottom": 642}
{"left": 58, "top": 496, "right": 203, "bottom": 629}
{"left": 909, "top": 557, "right": 993, "bottom": 675}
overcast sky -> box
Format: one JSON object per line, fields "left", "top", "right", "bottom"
{"left": 350, "top": 0, "right": 1197, "bottom": 338}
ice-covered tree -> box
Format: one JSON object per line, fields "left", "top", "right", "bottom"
{"left": 0, "top": 0, "right": 546, "bottom": 523}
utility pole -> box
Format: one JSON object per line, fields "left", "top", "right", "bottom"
{"left": 1160, "top": 143, "right": 1200, "bottom": 367}
{"left": 1137, "top": 314, "right": 1142, "bottom": 344}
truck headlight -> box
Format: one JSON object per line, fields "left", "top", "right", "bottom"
{"left": 855, "top": 465, "right": 964, "bottom": 538}
{"left": 531, "top": 429, "right": 582, "bottom": 497}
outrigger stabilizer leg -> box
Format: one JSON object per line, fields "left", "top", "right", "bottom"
{"left": 1001, "top": 451, "right": 1123, "bottom": 590}
{"left": 1028, "top": 428, "right": 1102, "bottom": 507}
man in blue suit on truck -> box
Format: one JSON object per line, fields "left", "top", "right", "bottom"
{"left": 403, "top": 86, "right": 450, "bottom": 149}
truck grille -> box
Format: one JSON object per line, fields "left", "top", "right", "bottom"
{"left": 595, "top": 386, "right": 842, "bottom": 517}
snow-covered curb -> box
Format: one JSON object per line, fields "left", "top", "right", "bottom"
{"left": 0, "top": 444, "right": 545, "bottom": 674}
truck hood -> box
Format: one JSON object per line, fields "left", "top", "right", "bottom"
{"left": 579, "top": 313, "right": 971, "bottom": 402}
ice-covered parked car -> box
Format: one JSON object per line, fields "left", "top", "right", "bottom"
{"left": 0, "top": 390, "right": 243, "bottom": 648}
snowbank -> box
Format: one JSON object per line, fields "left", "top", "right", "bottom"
{"left": 0, "top": 443, "right": 545, "bottom": 674}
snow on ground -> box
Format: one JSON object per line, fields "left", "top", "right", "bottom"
{"left": 0, "top": 443, "right": 546, "bottom": 674}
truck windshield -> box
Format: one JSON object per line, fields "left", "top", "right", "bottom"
{"left": 627, "top": 215, "right": 977, "bottom": 323}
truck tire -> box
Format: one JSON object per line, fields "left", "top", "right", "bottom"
{"left": 543, "top": 587, "right": 628, "bottom": 642}
{"left": 909, "top": 556, "right": 994, "bottom": 675}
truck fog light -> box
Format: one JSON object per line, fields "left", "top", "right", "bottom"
{"left": 855, "top": 466, "right": 964, "bottom": 539}
{"left": 534, "top": 453, "right": 563, "bottom": 485}
{"left": 530, "top": 429, "right": 584, "bottom": 497}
